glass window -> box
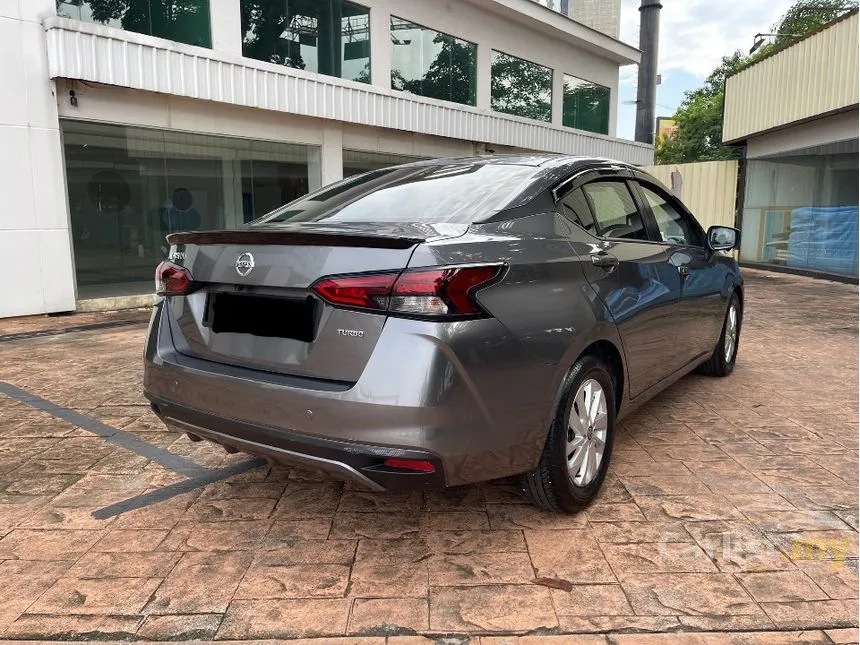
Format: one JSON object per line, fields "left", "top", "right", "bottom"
{"left": 343, "top": 150, "right": 427, "bottom": 177}
{"left": 390, "top": 17, "right": 477, "bottom": 106}
{"left": 61, "top": 121, "right": 313, "bottom": 297}
{"left": 491, "top": 51, "right": 552, "bottom": 122}
{"left": 740, "top": 140, "right": 858, "bottom": 276}
{"left": 558, "top": 187, "right": 596, "bottom": 233}
{"left": 57, "top": 0, "right": 211, "bottom": 48}
{"left": 640, "top": 186, "right": 701, "bottom": 246}
{"left": 257, "top": 163, "right": 541, "bottom": 225}
{"left": 241, "top": 0, "right": 370, "bottom": 84}
{"left": 581, "top": 181, "right": 647, "bottom": 241}
{"left": 563, "top": 75, "right": 610, "bottom": 135}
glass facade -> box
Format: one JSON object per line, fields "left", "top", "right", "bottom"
{"left": 740, "top": 139, "right": 859, "bottom": 277}
{"left": 57, "top": 0, "right": 211, "bottom": 47}
{"left": 491, "top": 51, "right": 552, "bottom": 122}
{"left": 241, "top": 0, "right": 370, "bottom": 83}
{"left": 563, "top": 75, "right": 610, "bottom": 135}
{"left": 390, "top": 18, "right": 477, "bottom": 106}
{"left": 343, "top": 150, "right": 426, "bottom": 177}
{"left": 62, "top": 121, "right": 312, "bottom": 294}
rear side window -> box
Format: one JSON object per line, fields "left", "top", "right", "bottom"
{"left": 254, "top": 163, "right": 540, "bottom": 225}
{"left": 581, "top": 181, "right": 648, "bottom": 241}
{"left": 558, "top": 188, "right": 596, "bottom": 233}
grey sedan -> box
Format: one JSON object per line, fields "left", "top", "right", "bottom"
{"left": 144, "top": 155, "right": 742, "bottom": 513}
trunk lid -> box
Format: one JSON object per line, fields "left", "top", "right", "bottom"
{"left": 163, "top": 222, "right": 466, "bottom": 383}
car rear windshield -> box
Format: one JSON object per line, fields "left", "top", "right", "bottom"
{"left": 253, "top": 163, "right": 539, "bottom": 225}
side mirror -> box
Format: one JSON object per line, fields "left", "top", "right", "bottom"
{"left": 707, "top": 226, "right": 740, "bottom": 252}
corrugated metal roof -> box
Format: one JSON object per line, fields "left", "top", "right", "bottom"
{"left": 44, "top": 18, "right": 653, "bottom": 166}
{"left": 723, "top": 11, "right": 859, "bottom": 143}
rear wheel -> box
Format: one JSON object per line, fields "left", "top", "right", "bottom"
{"left": 520, "top": 355, "right": 616, "bottom": 513}
{"left": 698, "top": 294, "right": 741, "bottom": 377}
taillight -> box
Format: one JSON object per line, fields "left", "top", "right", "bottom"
{"left": 312, "top": 273, "right": 396, "bottom": 312}
{"left": 312, "top": 265, "right": 503, "bottom": 318}
{"left": 155, "top": 261, "right": 192, "bottom": 296}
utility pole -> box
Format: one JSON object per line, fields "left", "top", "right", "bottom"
{"left": 634, "top": 0, "right": 662, "bottom": 145}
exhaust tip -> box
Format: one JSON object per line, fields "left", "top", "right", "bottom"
{"left": 150, "top": 402, "right": 162, "bottom": 416}
{"left": 186, "top": 432, "right": 203, "bottom": 442}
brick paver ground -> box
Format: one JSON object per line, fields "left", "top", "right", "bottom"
{"left": 0, "top": 269, "right": 856, "bottom": 643}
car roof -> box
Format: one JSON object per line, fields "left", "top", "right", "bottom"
{"left": 404, "top": 153, "right": 630, "bottom": 170}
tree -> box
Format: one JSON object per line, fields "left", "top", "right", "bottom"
{"left": 656, "top": 0, "right": 858, "bottom": 164}
{"left": 490, "top": 53, "right": 552, "bottom": 122}
{"left": 655, "top": 51, "right": 747, "bottom": 164}
{"left": 73, "top": 0, "right": 210, "bottom": 47}
{"left": 768, "top": 0, "right": 857, "bottom": 48}
{"left": 392, "top": 34, "right": 477, "bottom": 106}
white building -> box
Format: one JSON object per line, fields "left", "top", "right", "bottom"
{"left": 0, "top": 0, "right": 650, "bottom": 318}
{"left": 723, "top": 10, "right": 858, "bottom": 279}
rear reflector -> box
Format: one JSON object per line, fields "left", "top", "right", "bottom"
{"left": 383, "top": 458, "right": 436, "bottom": 473}
{"left": 155, "top": 261, "right": 192, "bottom": 296}
{"left": 312, "top": 265, "right": 503, "bottom": 318}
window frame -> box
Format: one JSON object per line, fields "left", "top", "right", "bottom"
{"left": 630, "top": 179, "right": 706, "bottom": 249}
{"left": 240, "top": 0, "right": 371, "bottom": 83}
{"left": 489, "top": 49, "right": 554, "bottom": 123}
{"left": 554, "top": 167, "right": 660, "bottom": 244}
{"left": 561, "top": 73, "right": 611, "bottom": 135}
{"left": 388, "top": 15, "right": 478, "bottom": 107}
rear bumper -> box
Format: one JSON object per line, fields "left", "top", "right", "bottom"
{"left": 146, "top": 394, "right": 445, "bottom": 490}
{"left": 143, "top": 300, "right": 557, "bottom": 488}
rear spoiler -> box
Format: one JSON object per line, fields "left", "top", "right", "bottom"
{"left": 166, "top": 229, "right": 423, "bottom": 250}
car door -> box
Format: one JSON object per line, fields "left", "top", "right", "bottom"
{"left": 556, "top": 172, "right": 684, "bottom": 398}
{"left": 632, "top": 179, "right": 726, "bottom": 364}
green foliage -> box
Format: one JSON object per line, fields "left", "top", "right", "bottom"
{"left": 490, "top": 53, "right": 552, "bottom": 122}
{"left": 562, "top": 79, "right": 610, "bottom": 134}
{"left": 75, "top": 0, "right": 210, "bottom": 47}
{"left": 655, "top": 52, "right": 746, "bottom": 164}
{"left": 656, "top": 0, "right": 858, "bottom": 164}
{"left": 392, "top": 34, "right": 477, "bottom": 106}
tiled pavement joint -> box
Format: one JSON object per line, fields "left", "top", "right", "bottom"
{"left": 0, "top": 380, "right": 266, "bottom": 517}
{"left": 0, "top": 270, "right": 856, "bottom": 641}
{"left": 91, "top": 456, "right": 267, "bottom": 519}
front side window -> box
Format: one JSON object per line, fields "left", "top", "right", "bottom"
{"left": 390, "top": 18, "right": 477, "bottom": 107}
{"left": 491, "top": 51, "right": 552, "bottom": 122}
{"left": 640, "top": 185, "right": 701, "bottom": 246}
{"left": 57, "top": 0, "right": 211, "bottom": 47}
{"left": 241, "top": 0, "right": 371, "bottom": 84}
{"left": 581, "top": 181, "right": 648, "bottom": 241}
{"left": 563, "top": 75, "right": 610, "bottom": 135}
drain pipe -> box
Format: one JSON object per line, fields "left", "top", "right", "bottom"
{"left": 634, "top": 0, "right": 662, "bottom": 145}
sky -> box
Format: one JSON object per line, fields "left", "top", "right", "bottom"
{"left": 615, "top": 0, "right": 796, "bottom": 140}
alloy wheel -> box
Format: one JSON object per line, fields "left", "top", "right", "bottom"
{"left": 566, "top": 378, "right": 608, "bottom": 487}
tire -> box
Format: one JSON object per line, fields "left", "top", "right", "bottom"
{"left": 520, "top": 355, "right": 616, "bottom": 514}
{"left": 698, "top": 293, "right": 742, "bottom": 377}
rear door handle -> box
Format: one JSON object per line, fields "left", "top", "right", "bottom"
{"left": 591, "top": 252, "right": 619, "bottom": 268}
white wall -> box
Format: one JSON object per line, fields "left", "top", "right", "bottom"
{"left": 198, "top": 0, "right": 622, "bottom": 135}
{"left": 357, "top": 0, "right": 622, "bottom": 134}
{"left": 0, "top": 0, "right": 75, "bottom": 317}
{"left": 746, "top": 109, "right": 859, "bottom": 159}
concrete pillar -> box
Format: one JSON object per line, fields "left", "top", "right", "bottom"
{"left": 369, "top": 4, "right": 390, "bottom": 89}
{"left": 0, "top": 0, "right": 76, "bottom": 316}
{"left": 308, "top": 123, "right": 343, "bottom": 192}
{"left": 476, "top": 42, "right": 492, "bottom": 111}
{"left": 211, "top": 0, "right": 243, "bottom": 57}
{"left": 551, "top": 70, "right": 563, "bottom": 127}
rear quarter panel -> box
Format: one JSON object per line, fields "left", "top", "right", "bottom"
{"left": 407, "top": 211, "right": 626, "bottom": 478}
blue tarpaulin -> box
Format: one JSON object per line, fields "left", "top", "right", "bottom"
{"left": 787, "top": 206, "right": 859, "bottom": 276}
